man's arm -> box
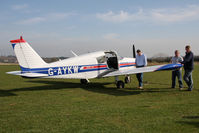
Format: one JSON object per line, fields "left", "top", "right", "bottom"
{"left": 181, "top": 53, "right": 193, "bottom": 64}
{"left": 135, "top": 56, "right": 137, "bottom": 66}
{"left": 171, "top": 57, "right": 174, "bottom": 63}
{"left": 144, "top": 54, "right": 147, "bottom": 66}
{"left": 180, "top": 56, "right": 184, "bottom": 62}
{"left": 135, "top": 57, "right": 137, "bottom": 66}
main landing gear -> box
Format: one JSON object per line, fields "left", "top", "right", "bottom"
{"left": 80, "top": 79, "right": 89, "bottom": 84}
{"left": 115, "top": 75, "right": 131, "bottom": 88}
{"left": 80, "top": 76, "right": 131, "bottom": 88}
{"left": 116, "top": 80, "right": 125, "bottom": 88}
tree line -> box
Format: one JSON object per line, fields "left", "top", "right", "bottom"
{"left": 148, "top": 56, "right": 199, "bottom": 63}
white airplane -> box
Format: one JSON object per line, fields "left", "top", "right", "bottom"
{"left": 7, "top": 36, "right": 182, "bottom": 88}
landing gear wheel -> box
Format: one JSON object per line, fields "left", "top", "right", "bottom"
{"left": 80, "top": 79, "right": 89, "bottom": 84}
{"left": 116, "top": 80, "right": 125, "bottom": 88}
{"left": 124, "top": 76, "right": 131, "bottom": 83}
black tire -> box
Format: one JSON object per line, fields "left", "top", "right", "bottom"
{"left": 116, "top": 80, "right": 125, "bottom": 88}
{"left": 80, "top": 79, "right": 88, "bottom": 84}
{"left": 124, "top": 76, "right": 131, "bottom": 83}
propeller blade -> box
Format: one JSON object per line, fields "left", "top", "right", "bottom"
{"left": 133, "top": 45, "right": 136, "bottom": 58}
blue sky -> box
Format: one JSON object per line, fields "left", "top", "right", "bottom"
{"left": 0, "top": 0, "right": 199, "bottom": 57}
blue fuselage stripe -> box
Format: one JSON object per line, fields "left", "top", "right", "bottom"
{"left": 20, "top": 62, "right": 136, "bottom": 76}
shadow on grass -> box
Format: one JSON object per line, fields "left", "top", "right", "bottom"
{"left": 0, "top": 80, "right": 174, "bottom": 97}
{"left": 143, "top": 81, "right": 170, "bottom": 86}
{"left": 182, "top": 116, "right": 199, "bottom": 119}
{"left": 177, "top": 116, "right": 199, "bottom": 128}
{"left": 0, "top": 90, "right": 17, "bottom": 97}
{"left": 178, "top": 121, "right": 199, "bottom": 128}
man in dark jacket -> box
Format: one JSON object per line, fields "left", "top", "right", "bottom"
{"left": 181, "top": 45, "right": 194, "bottom": 91}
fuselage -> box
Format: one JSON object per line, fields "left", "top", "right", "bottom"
{"left": 20, "top": 51, "right": 136, "bottom": 79}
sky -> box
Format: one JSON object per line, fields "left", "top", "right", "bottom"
{"left": 0, "top": 0, "right": 199, "bottom": 57}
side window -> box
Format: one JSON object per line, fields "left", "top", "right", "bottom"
{"left": 97, "top": 56, "right": 106, "bottom": 63}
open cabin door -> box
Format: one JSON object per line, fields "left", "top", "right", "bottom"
{"left": 105, "top": 51, "right": 118, "bottom": 70}
{"left": 96, "top": 51, "right": 119, "bottom": 78}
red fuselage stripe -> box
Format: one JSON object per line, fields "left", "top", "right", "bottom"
{"left": 119, "top": 63, "right": 135, "bottom": 66}
{"left": 83, "top": 63, "right": 135, "bottom": 70}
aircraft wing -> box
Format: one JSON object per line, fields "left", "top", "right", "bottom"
{"left": 7, "top": 71, "right": 48, "bottom": 78}
{"left": 103, "top": 64, "right": 182, "bottom": 77}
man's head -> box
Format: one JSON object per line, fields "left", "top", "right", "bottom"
{"left": 137, "top": 49, "right": 142, "bottom": 56}
{"left": 185, "top": 45, "right": 191, "bottom": 53}
{"left": 175, "top": 50, "right": 180, "bottom": 57}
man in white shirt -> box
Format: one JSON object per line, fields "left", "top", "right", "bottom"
{"left": 171, "top": 50, "right": 183, "bottom": 90}
{"left": 135, "top": 49, "right": 147, "bottom": 89}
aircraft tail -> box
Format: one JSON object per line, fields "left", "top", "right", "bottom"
{"left": 10, "top": 36, "right": 47, "bottom": 70}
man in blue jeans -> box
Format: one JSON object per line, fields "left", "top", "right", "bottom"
{"left": 171, "top": 50, "right": 183, "bottom": 90}
{"left": 181, "top": 45, "right": 194, "bottom": 91}
{"left": 135, "top": 49, "right": 147, "bottom": 89}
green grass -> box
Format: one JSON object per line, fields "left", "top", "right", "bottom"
{"left": 0, "top": 65, "right": 199, "bottom": 133}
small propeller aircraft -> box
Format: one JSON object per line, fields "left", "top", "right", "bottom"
{"left": 7, "top": 36, "right": 182, "bottom": 88}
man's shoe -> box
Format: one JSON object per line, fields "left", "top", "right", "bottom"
{"left": 139, "top": 87, "right": 143, "bottom": 90}
{"left": 179, "top": 88, "right": 183, "bottom": 91}
{"left": 188, "top": 88, "right": 192, "bottom": 91}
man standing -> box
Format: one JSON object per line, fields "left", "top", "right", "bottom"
{"left": 171, "top": 50, "right": 183, "bottom": 90}
{"left": 181, "top": 45, "right": 194, "bottom": 91}
{"left": 135, "top": 49, "right": 147, "bottom": 89}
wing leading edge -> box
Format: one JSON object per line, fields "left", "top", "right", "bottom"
{"left": 103, "top": 63, "right": 182, "bottom": 77}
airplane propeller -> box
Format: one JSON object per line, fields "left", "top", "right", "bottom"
{"left": 132, "top": 45, "right": 136, "bottom": 58}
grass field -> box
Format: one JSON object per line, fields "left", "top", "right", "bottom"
{"left": 0, "top": 65, "right": 199, "bottom": 133}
